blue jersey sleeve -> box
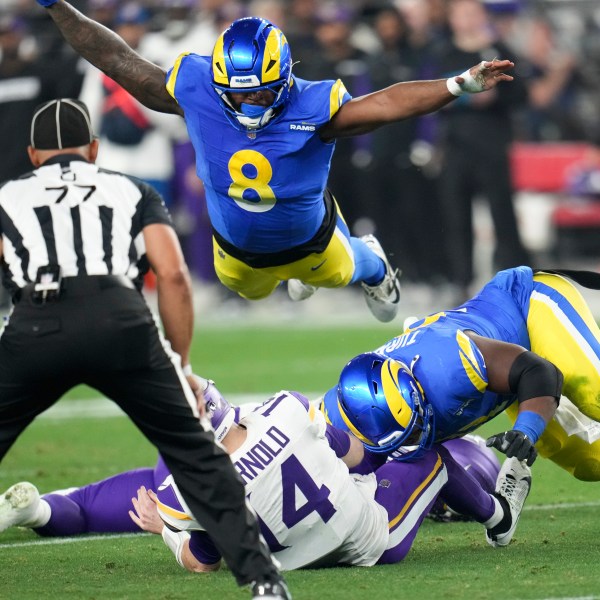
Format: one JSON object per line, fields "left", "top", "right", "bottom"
{"left": 166, "top": 53, "right": 212, "bottom": 113}
{"left": 290, "top": 77, "right": 352, "bottom": 127}
{"left": 378, "top": 324, "right": 494, "bottom": 439}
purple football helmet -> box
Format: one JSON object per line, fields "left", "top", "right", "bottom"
{"left": 429, "top": 434, "right": 501, "bottom": 522}
{"left": 203, "top": 380, "right": 235, "bottom": 442}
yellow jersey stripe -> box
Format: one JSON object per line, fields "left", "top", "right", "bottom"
{"left": 308, "top": 402, "right": 316, "bottom": 422}
{"left": 166, "top": 52, "right": 191, "bottom": 100}
{"left": 156, "top": 499, "right": 192, "bottom": 521}
{"left": 329, "top": 79, "right": 348, "bottom": 120}
{"left": 457, "top": 331, "right": 487, "bottom": 393}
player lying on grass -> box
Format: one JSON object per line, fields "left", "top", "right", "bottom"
{"left": 0, "top": 382, "right": 525, "bottom": 571}
{"left": 322, "top": 266, "right": 600, "bottom": 481}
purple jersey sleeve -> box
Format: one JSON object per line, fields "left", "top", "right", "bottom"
{"left": 325, "top": 423, "right": 386, "bottom": 473}
{"left": 188, "top": 530, "right": 222, "bottom": 565}
{"left": 325, "top": 423, "right": 352, "bottom": 458}
{"left": 288, "top": 390, "right": 311, "bottom": 411}
{"left": 349, "top": 448, "right": 387, "bottom": 476}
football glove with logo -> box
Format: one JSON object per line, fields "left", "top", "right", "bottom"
{"left": 486, "top": 430, "right": 538, "bottom": 466}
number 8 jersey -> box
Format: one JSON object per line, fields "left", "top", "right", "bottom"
{"left": 155, "top": 391, "right": 389, "bottom": 571}
{"left": 166, "top": 54, "right": 351, "bottom": 253}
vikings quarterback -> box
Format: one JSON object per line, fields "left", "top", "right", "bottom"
{"left": 38, "top": 3, "right": 517, "bottom": 321}
{"left": 323, "top": 266, "right": 600, "bottom": 481}
{"left": 1, "top": 385, "right": 529, "bottom": 565}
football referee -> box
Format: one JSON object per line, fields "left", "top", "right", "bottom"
{"left": 0, "top": 99, "right": 290, "bottom": 600}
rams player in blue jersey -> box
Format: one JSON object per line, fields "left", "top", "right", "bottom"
{"left": 38, "top": 2, "right": 516, "bottom": 322}
{"left": 322, "top": 266, "right": 600, "bottom": 483}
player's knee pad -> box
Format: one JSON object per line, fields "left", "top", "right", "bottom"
{"left": 215, "top": 271, "right": 278, "bottom": 300}
{"left": 568, "top": 437, "right": 600, "bottom": 481}
{"left": 572, "top": 454, "right": 600, "bottom": 482}
{"left": 237, "top": 287, "right": 277, "bottom": 301}
{"left": 542, "top": 434, "right": 600, "bottom": 482}
{"left": 536, "top": 419, "right": 569, "bottom": 458}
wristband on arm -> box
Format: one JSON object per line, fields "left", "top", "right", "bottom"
{"left": 446, "top": 61, "right": 488, "bottom": 96}
{"left": 161, "top": 526, "right": 191, "bottom": 568}
{"left": 37, "top": 0, "right": 59, "bottom": 7}
{"left": 513, "top": 410, "right": 546, "bottom": 445}
{"left": 325, "top": 423, "right": 351, "bottom": 458}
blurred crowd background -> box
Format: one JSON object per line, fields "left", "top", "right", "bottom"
{"left": 1, "top": 0, "right": 600, "bottom": 313}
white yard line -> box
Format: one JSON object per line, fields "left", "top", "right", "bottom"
{"left": 524, "top": 501, "right": 600, "bottom": 511}
{"left": 0, "top": 532, "right": 150, "bottom": 549}
{"left": 37, "top": 395, "right": 278, "bottom": 420}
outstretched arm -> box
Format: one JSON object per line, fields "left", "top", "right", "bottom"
{"left": 40, "top": 0, "right": 182, "bottom": 115}
{"left": 466, "top": 332, "right": 562, "bottom": 465}
{"left": 320, "top": 59, "right": 515, "bottom": 140}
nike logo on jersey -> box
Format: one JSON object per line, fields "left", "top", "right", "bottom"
{"left": 290, "top": 123, "right": 317, "bottom": 132}
{"left": 311, "top": 259, "right": 327, "bottom": 271}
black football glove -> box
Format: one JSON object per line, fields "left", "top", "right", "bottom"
{"left": 486, "top": 430, "right": 538, "bottom": 466}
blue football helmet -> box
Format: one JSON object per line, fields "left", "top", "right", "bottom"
{"left": 211, "top": 17, "right": 293, "bottom": 131}
{"left": 336, "top": 352, "right": 435, "bottom": 460}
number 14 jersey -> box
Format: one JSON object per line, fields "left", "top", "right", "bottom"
{"left": 156, "top": 391, "right": 389, "bottom": 570}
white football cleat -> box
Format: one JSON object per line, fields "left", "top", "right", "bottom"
{"left": 486, "top": 457, "right": 532, "bottom": 547}
{"left": 287, "top": 279, "right": 317, "bottom": 302}
{"left": 0, "top": 482, "right": 41, "bottom": 532}
{"left": 403, "top": 316, "right": 419, "bottom": 331}
{"left": 360, "top": 234, "right": 401, "bottom": 323}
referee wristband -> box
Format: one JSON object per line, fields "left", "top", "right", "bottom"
{"left": 182, "top": 364, "right": 193, "bottom": 377}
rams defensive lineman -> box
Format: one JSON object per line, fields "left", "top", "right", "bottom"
{"left": 37, "top": 2, "right": 516, "bottom": 321}
{"left": 323, "top": 266, "right": 600, "bottom": 481}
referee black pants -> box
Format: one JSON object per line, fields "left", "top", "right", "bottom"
{"left": 0, "top": 277, "right": 277, "bottom": 585}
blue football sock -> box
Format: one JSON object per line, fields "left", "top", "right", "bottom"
{"left": 349, "top": 237, "right": 385, "bottom": 285}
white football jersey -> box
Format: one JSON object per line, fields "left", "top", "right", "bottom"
{"left": 157, "top": 391, "right": 389, "bottom": 570}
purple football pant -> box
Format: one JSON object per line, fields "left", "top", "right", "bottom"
{"left": 375, "top": 445, "right": 495, "bottom": 564}
{"left": 34, "top": 458, "right": 168, "bottom": 537}
{"left": 436, "top": 445, "right": 497, "bottom": 522}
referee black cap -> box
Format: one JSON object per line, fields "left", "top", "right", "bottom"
{"left": 30, "top": 98, "right": 95, "bottom": 150}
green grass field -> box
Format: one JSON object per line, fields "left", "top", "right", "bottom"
{"left": 1, "top": 323, "right": 599, "bottom": 600}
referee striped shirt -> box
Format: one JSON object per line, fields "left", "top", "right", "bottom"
{"left": 0, "top": 155, "right": 172, "bottom": 295}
